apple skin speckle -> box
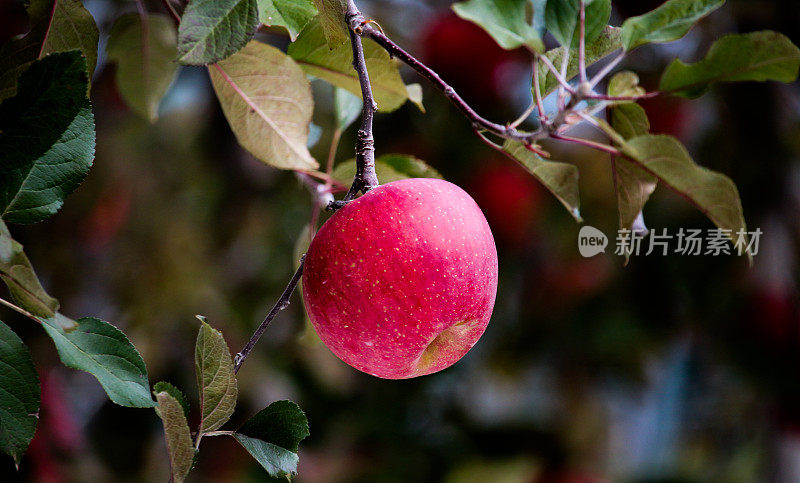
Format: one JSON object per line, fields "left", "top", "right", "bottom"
{"left": 302, "top": 178, "right": 498, "bottom": 379}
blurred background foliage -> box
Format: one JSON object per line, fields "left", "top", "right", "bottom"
{"left": 2, "top": 0, "right": 800, "bottom": 481}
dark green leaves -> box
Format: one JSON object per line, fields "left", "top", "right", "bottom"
{"left": 234, "top": 400, "right": 309, "bottom": 478}
{"left": 289, "top": 18, "right": 414, "bottom": 113}
{"left": 503, "top": 140, "right": 582, "bottom": 221}
{"left": 545, "top": 0, "right": 611, "bottom": 48}
{"left": 177, "top": 0, "right": 259, "bottom": 65}
{"left": 195, "top": 321, "right": 237, "bottom": 434}
{"left": 0, "top": 320, "right": 39, "bottom": 465}
{"left": 155, "top": 391, "right": 194, "bottom": 483}
{"left": 660, "top": 31, "right": 800, "bottom": 97}
{"left": 0, "top": 51, "right": 95, "bottom": 224}
{"left": 621, "top": 0, "right": 724, "bottom": 51}
{"left": 536, "top": 26, "right": 621, "bottom": 97}
{"left": 452, "top": 0, "right": 544, "bottom": 52}
{"left": 40, "top": 316, "right": 155, "bottom": 408}
{"left": 0, "top": 221, "right": 59, "bottom": 318}
{"left": 107, "top": 14, "right": 179, "bottom": 121}
{"left": 258, "top": 0, "right": 317, "bottom": 41}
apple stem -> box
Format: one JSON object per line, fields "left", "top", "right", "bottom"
{"left": 233, "top": 255, "right": 306, "bottom": 374}
{"left": 578, "top": 0, "right": 587, "bottom": 84}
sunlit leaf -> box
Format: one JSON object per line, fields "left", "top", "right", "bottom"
{"left": 312, "top": 0, "right": 348, "bottom": 48}
{"left": 40, "top": 316, "right": 155, "bottom": 407}
{"left": 536, "top": 26, "right": 621, "bottom": 98}
{"left": 153, "top": 381, "right": 190, "bottom": 419}
{"left": 452, "top": 0, "right": 543, "bottom": 52}
{"left": 660, "top": 30, "right": 800, "bottom": 98}
{"left": 107, "top": 13, "right": 179, "bottom": 121}
{"left": 503, "top": 139, "right": 582, "bottom": 221}
{"left": 155, "top": 391, "right": 194, "bottom": 483}
{"left": 289, "top": 18, "right": 412, "bottom": 112}
{"left": 40, "top": 0, "right": 99, "bottom": 80}
{"left": 0, "top": 221, "right": 59, "bottom": 318}
{"left": 622, "top": 0, "right": 724, "bottom": 51}
{"left": 257, "top": 0, "right": 317, "bottom": 41}
{"left": 609, "top": 103, "right": 656, "bottom": 233}
{"left": 0, "top": 320, "right": 39, "bottom": 465}
{"left": 209, "top": 40, "right": 317, "bottom": 170}
{"left": 333, "top": 154, "right": 443, "bottom": 185}
{"left": 177, "top": 0, "right": 258, "bottom": 65}
{"left": 195, "top": 320, "right": 237, "bottom": 434}
{"left": 0, "top": 51, "right": 94, "bottom": 224}
{"left": 544, "top": 0, "right": 611, "bottom": 49}
{"left": 607, "top": 71, "right": 645, "bottom": 100}
{"left": 233, "top": 400, "right": 309, "bottom": 478}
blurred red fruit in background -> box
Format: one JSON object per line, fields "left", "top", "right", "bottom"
{"left": 467, "top": 160, "right": 543, "bottom": 249}
{"left": 421, "top": 12, "right": 522, "bottom": 107}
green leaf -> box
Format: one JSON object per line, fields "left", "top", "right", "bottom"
{"left": 502, "top": 139, "right": 582, "bottom": 222}
{"left": 312, "top": 0, "right": 348, "bottom": 48}
{"left": 0, "top": 51, "right": 95, "bottom": 224}
{"left": 209, "top": 40, "right": 317, "bottom": 170}
{"left": 452, "top": 0, "right": 544, "bottom": 52}
{"left": 334, "top": 87, "right": 362, "bottom": 131}
{"left": 233, "top": 401, "right": 309, "bottom": 479}
{"left": 544, "top": 0, "right": 611, "bottom": 48}
{"left": 155, "top": 391, "right": 194, "bottom": 483}
{"left": 0, "top": 0, "right": 54, "bottom": 101}
{"left": 0, "top": 220, "right": 59, "bottom": 318}
{"left": 607, "top": 132, "right": 748, "bottom": 251}
{"left": 0, "top": 320, "right": 39, "bottom": 465}
{"left": 535, "top": 26, "right": 621, "bottom": 98}
{"left": 177, "top": 0, "right": 258, "bottom": 65}
{"left": 239, "top": 400, "right": 309, "bottom": 453}
{"left": 607, "top": 71, "right": 645, "bottom": 100}
{"left": 195, "top": 320, "right": 237, "bottom": 434}
{"left": 107, "top": 13, "right": 179, "bottom": 121}
{"left": 332, "top": 154, "right": 443, "bottom": 185}
{"left": 609, "top": 103, "right": 656, "bottom": 233}
{"left": 40, "top": 0, "right": 99, "bottom": 80}
{"left": 621, "top": 0, "right": 724, "bottom": 51}
{"left": 153, "top": 381, "right": 190, "bottom": 419}
{"left": 40, "top": 316, "right": 155, "bottom": 408}
{"left": 405, "top": 83, "right": 425, "bottom": 113}
{"left": 289, "top": 18, "right": 412, "bottom": 112}
{"left": 609, "top": 102, "right": 650, "bottom": 140}
{"left": 660, "top": 30, "right": 800, "bottom": 98}
{"left": 257, "top": 0, "right": 317, "bottom": 41}
{"left": 234, "top": 434, "right": 299, "bottom": 478}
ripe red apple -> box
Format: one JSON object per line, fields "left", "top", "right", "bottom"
{"left": 302, "top": 178, "right": 498, "bottom": 379}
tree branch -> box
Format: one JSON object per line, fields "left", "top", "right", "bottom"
{"left": 233, "top": 255, "right": 305, "bottom": 374}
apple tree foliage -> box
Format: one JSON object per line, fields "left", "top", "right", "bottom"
{"left": 0, "top": 0, "right": 798, "bottom": 478}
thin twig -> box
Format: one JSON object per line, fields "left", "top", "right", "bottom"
{"left": 589, "top": 51, "right": 624, "bottom": 88}
{"left": 579, "top": 0, "right": 587, "bottom": 84}
{"left": 161, "top": 0, "right": 181, "bottom": 23}
{"left": 557, "top": 44, "right": 571, "bottom": 110}
{"left": 533, "top": 57, "right": 547, "bottom": 122}
{"left": 0, "top": 297, "right": 41, "bottom": 324}
{"left": 357, "top": 21, "right": 548, "bottom": 143}
{"left": 233, "top": 256, "right": 305, "bottom": 374}
{"left": 538, "top": 53, "right": 575, "bottom": 95}
{"left": 586, "top": 91, "right": 660, "bottom": 101}
{"left": 551, "top": 133, "right": 620, "bottom": 155}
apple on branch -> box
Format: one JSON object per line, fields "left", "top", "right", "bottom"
{"left": 303, "top": 178, "right": 498, "bottom": 379}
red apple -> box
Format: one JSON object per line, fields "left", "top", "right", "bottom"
{"left": 302, "top": 178, "right": 498, "bottom": 379}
